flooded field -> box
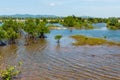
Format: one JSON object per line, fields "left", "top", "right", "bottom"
{"left": 0, "top": 0, "right": 120, "bottom": 79}
{"left": 0, "top": 29, "right": 120, "bottom": 80}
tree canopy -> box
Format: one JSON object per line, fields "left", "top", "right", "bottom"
{"left": 55, "top": 34, "right": 62, "bottom": 43}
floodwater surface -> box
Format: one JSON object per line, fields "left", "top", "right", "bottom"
{"left": 0, "top": 24, "right": 120, "bottom": 80}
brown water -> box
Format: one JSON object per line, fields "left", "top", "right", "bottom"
{"left": 0, "top": 36, "right": 120, "bottom": 80}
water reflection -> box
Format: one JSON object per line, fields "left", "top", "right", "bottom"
{"left": 55, "top": 43, "right": 61, "bottom": 50}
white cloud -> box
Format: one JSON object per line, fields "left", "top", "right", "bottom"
{"left": 49, "top": 3, "right": 55, "bottom": 6}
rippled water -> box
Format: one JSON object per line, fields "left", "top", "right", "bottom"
{"left": 0, "top": 38, "right": 120, "bottom": 80}
{"left": 0, "top": 23, "right": 120, "bottom": 80}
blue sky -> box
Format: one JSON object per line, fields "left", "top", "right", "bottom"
{"left": 0, "top": 0, "right": 120, "bottom": 17}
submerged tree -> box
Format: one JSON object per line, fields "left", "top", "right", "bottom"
{"left": 0, "top": 28, "right": 8, "bottom": 41}
{"left": 0, "top": 28, "right": 8, "bottom": 45}
{"left": 37, "top": 22, "right": 50, "bottom": 38}
{"left": 23, "top": 18, "right": 50, "bottom": 39}
{"left": 0, "top": 18, "right": 50, "bottom": 45}
{"left": 1, "top": 19, "right": 19, "bottom": 44}
{"left": 55, "top": 34, "right": 62, "bottom": 43}
{"left": 7, "top": 28, "right": 19, "bottom": 44}
{"left": 23, "top": 18, "right": 37, "bottom": 39}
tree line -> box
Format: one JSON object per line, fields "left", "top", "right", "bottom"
{"left": 0, "top": 16, "right": 120, "bottom": 45}
{"left": 0, "top": 18, "right": 50, "bottom": 45}
{"left": 61, "top": 16, "right": 120, "bottom": 30}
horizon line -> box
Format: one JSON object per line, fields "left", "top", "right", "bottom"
{"left": 0, "top": 14, "right": 120, "bottom": 18}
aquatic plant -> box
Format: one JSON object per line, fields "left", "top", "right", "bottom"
{"left": 55, "top": 34, "right": 62, "bottom": 43}
{"left": 0, "top": 61, "right": 23, "bottom": 80}
{"left": 0, "top": 66, "right": 20, "bottom": 80}
{"left": 103, "top": 36, "right": 107, "bottom": 39}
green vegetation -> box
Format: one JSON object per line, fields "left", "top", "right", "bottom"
{"left": 107, "top": 17, "right": 120, "bottom": 30}
{"left": 55, "top": 34, "right": 62, "bottom": 43}
{"left": 1, "top": 16, "right": 120, "bottom": 31}
{"left": 62, "top": 16, "right": 94, "bottom": 29}
{"left": 24, "top": 18, "right": 37, "bottom": 38}
{"left": 62, "top": 16, "right": 120, "bottom": 30}
{"left": 0, "top": 61, "right": 23, "bottom": 80}
{"left": 0, "top": 16, "right": 120, "bottom": 46}
{"left": 0, "top": 18, "right": 50, "bottom": 45}
{"left": 0, "top": 27, "right": 8, "bottom": 41}
{"left": 63, "top": 16, "right": 75, "bottom": 27}
{"left": 23, "top": 18, "right": 50, "bottom": 38}
{"left": 36, "top": 22, "right": 50, "bottom": 38}
{"left": 71, "top": 35, "right": 120, "bottom": 46}
{"left": 0, "top": 66, "right": 20, "bottom": 80}
{"left": 103, "top": 36, "right": 107, "bottom": 39}
{"left": 1, "top": 20, "right": 20, "bottom": 44}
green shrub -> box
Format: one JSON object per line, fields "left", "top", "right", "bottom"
{"left": 0, "top": 62, "right": 23, "bottom": 80}
{"left": 55, "top": 35, "right": 62, "bottom": 43}
{"left": 1, "top": 66, "right": 20, "bottom": 80}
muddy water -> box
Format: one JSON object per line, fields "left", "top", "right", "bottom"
{"left": 0, "top": 30, "right": 120, "bottom": 80}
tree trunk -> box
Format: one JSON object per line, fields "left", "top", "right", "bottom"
{"left": 57, "top": 40, "right": 60, "bottom": 43}
{"left": 0, "top": 41, "right": 6, "bottom": 46}
{"left": 39, "top": 32, "right": 45, "bottom": 38}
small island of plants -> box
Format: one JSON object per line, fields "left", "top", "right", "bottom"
{"left": 71, "top": 35, "right": 120, "bottom": 46}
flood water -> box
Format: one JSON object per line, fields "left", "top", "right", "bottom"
{"left": 0, "top": 23, "right": 120, "bottom": 80}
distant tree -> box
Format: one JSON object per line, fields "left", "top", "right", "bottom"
{"left": 43, "top": 18, "right": 47, "bottom": 23}
{"left": 63, "top": 16, "right": 75, "bottom": 27}
{"left": 107, "top": 17, "right": 120, "bottom": 30}
{"left": 87, "top": 18, "right": 94, "bottom": 23}
{"left": 35, "top": 18, "right": 40, "bottom": 25}
{"left": 107, "top": 18, "right": 118, "bottom": 26}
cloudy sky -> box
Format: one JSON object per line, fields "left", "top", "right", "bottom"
{"left": 0, "top": 0, "right": 120, "bottom": 17}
